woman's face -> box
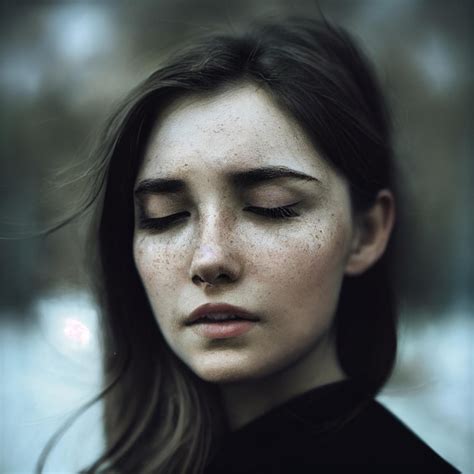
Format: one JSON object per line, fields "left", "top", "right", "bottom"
{"left": 133, "top": 83, "right": 358, "bottom": 383}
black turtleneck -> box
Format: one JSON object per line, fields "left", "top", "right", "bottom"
{"left": 204, "top": 378, "right": 459, "bottom": 473}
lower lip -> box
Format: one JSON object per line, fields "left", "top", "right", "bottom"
{"left": 190, "top": 320, "right": 257, "bottom": 339}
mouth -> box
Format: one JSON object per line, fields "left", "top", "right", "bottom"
{"left": 186, "top": 303, "right": 260, "bottom": 339}
{"left": 189, "top": 313, "right": 257, "bottom": 324}
{"left": 186, "top": 302, "right": 259, "bottom": 325}
{"left": 188, "top": 318, "right": 258, "bottom": 339}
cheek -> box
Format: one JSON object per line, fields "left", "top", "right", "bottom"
{"left": 302, "top": 217, "right": 350, "bottom": 290}
{"left": 248, "top": 215, "right": 351, "bottom": 370}
{"left": 259, "top": 215, "right": 350, "bottom": 292}
{"left": 134, "top": 235, "right": 180, "bottom": 289}
{"left": 133, "top": 236, "right": 187, "bottom": 349}
{"left": 254, "top": 214, "right": 351, "bottom": 333}
{"left": 133, "top": 237, "right": 178, "bottom": 316}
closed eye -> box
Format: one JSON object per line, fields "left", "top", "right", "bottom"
{"left": 137, "top": 211, "right": 190, "bottom": 231}
{"left": 243, "top": 204, "right": 300, "bottom": 219}
{"left": 137, "top": 203, "right": 301, "bottom": 231}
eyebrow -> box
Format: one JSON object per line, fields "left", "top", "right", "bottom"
{"left": 134, "top": 165, "right": 320, "bottom": 196}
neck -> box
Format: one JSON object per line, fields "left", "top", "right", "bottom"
{"left": 218, "top": 332, "right": 347, "bottom": 431}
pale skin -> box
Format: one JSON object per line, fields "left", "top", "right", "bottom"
{"left": 133, "top": 83, "right": 395, "bottom": 430}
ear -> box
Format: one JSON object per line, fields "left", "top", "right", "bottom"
{"left": 345, "top": 189, "right": 396, "bottom": 276}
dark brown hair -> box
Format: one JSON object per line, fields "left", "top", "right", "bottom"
{"left": 37, "top": 14, "right": 397, "bottom": 473}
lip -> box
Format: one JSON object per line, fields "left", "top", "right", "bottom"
{"left": 190, "top": 320, "right": 257, "bottom": 339}
{"left": 186, "top": 303, "right": 260, "bottom": 326}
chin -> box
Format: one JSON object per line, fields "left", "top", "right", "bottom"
{"left": 192, "top": 364, "right": 255, "bottom": 384}
{"left": 189, "top": 354, "right": 269, "bottom": 384}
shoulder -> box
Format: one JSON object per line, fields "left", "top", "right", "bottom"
{"left": 205, "top": 394, "right": 460, "bottom": 473}
{"left": 323, "top": 399, "right": 460, "bottom": 472}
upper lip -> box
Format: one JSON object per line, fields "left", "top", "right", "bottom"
{"left": 186, "top": 303, "right": 260, "bottom": 325}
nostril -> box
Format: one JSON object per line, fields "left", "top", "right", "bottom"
{"left": 216, "top": 273, "right": 230, "bottom": 282}
{"left": 192, "top": 273, "right": 231, "bottom": 286}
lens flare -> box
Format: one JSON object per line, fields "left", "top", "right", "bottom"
{"left": 63, "top": 318, "right": 91, "bottom": 346}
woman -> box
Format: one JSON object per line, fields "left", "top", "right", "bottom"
{"left": 37, "top": 15, "right": 459, "bottom": 474}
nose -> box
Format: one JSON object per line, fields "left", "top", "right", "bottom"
{"left": 189, "top": 212, "right": 241, "bottom": 288}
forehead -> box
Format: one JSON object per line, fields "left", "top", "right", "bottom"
{"left": 138, "top": 83, "right": 331, "bottom": 182}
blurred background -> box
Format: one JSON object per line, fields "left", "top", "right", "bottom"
{"left": 0, "top": 0, "right": 472, "bottom": 472}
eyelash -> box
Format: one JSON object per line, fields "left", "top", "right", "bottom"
{"left": 138, "top": 205, "right": 300, "bottom": 231}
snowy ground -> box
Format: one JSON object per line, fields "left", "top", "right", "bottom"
{"left": 1, "top": 292, "right": 472, "bottom": 473}
{"left": 1, "top": 293, "right": 104, "bottom": 473}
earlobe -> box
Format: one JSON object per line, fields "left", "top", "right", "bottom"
{"left": 345, "top": 190, "right": 395, "bottom": 276}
